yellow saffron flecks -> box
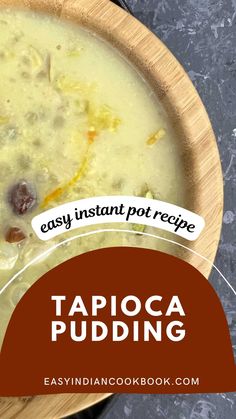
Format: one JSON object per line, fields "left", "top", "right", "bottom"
{"left": 41, "top": 99, "right": 121, "bottom": 208}
{"left": 147, "top": 128, "right": 166, "bottom": 146}
{"left": 41, "top": 149, "right": 90, "bottom": 209}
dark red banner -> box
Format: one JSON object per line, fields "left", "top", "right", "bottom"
{"left": 0, "top": 247, "right": 235, "bottom": 396}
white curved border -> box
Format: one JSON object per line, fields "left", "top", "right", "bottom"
{"left": 0, "top": 229, "right": 235, "bottom": 296}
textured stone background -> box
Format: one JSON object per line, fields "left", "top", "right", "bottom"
{"left": 71, "top": 1, "right": 236, "bottom": 418}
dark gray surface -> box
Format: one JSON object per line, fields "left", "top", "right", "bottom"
{"left": 99, "top": 0, "right": 236, "bottom": 418}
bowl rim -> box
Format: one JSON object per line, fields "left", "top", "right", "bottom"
{"left": 0, "top": 0, "right": 223, "bottom": 417}
{"left": 0, "top": 0, "right": 224, "bottom": 275}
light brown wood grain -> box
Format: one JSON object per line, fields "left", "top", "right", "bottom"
{"left": 0, "top": 393, "right": 112, "bottom": 418}
{"left": 0, "top": 0, "right": 223, "bottom": 417}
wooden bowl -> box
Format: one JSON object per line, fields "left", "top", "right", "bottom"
{"left": 0, "top": 0, "right": 223, "bottom": 417}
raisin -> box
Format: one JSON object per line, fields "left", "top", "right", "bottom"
{"left": 9, "top": 181, "right": 37, "bottom": 215}
{"left": 5, "top": 227, "right": 26, "bottom": 243}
